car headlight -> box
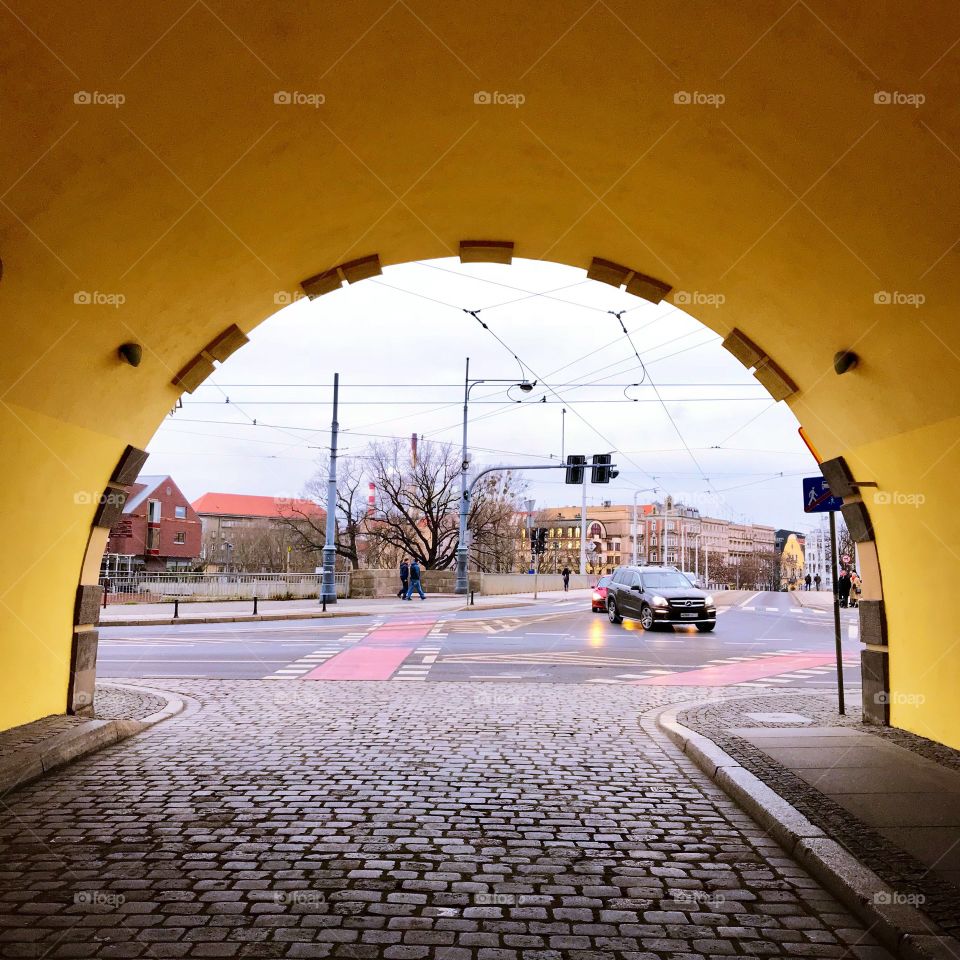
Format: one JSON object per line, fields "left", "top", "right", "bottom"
{"left": 704, "top": 595, "right": 714, "bottom": 606}
{"left": 651, "top": 595, "right": 668, "bottom": 607}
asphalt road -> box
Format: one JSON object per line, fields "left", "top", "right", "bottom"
{"left": 98, "top": 590, "right": 862, "bottom": 691}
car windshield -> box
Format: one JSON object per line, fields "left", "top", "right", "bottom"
{"left": 642, "top": 571, "right": 694, "bottom": 589}
{"left": 597, "top": 576, "right": 611, "bottom": 587}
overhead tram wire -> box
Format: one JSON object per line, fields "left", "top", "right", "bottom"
{"left": 607, "top": 307, "right": 731, "bottom": 508}
{"left": 714, "top": 400, "right": 780, "bottom": 447}
{"left": 413, "top": 261, "right": 615, "bottom": 314}
{"left": 362, "top": 275, "right": 731, "bottom": 488}
{"left": 162, "top": 418, "right": 808, "bottom": 481}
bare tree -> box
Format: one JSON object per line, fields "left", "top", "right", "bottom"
{"left": 467, "top": 471, "right": 527, "bottom": 573}
{"left": 276, "top": 455, "right": 367, "bottom": 569}
{"left": 365, "top": 439, "right": 526, "bottom": 570}
{"left": 203, "top": 524, "right": 318, "bottom": 573}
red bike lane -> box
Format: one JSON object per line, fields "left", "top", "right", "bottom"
{"left": 301, "top": 617, "right": 438, "bottom": 681}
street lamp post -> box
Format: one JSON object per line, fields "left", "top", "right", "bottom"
{"left": 455, "top": 358, "right": 534, "bottom": 594}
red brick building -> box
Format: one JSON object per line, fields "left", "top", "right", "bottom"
{"left": 102, "top": 474, "right": 202, "bottom": 574}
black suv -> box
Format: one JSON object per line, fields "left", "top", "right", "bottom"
{"left": 606, "top": 565, "right": 716, "bottom": 632}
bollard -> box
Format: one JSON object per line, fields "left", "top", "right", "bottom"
{"left": 253, "top": 596, "right": 258, "bottom": 616}
{"left": 322, "top": 596, "right": 327, "bottom": 613}
{"left": 173, "top": 598, "right": 179, "bottom": 619}
{"left": 470, "top": 590, "right": 475, "bottom": 606}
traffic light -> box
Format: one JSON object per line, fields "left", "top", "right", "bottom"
{"left": 565, "top": 454, "right": 586, "bottom": 484}
{"left": 591, "top": 453, "right": 618, "bottom": 483}
{"left": 534, "top": 528, "right": 547, "bottom": 554}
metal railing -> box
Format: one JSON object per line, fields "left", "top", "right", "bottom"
{"left": 99, "top": 571, "right": 350, "bottom": 603}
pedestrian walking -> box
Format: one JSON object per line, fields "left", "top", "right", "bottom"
{"left": 814, "top": 573, "right": 822, "bottom": 591}
{"left": 804, "top": 573, "right": 812, "bottom": 591}
{"left": 837, "top": 570, "right": 852, "bottom": 607}
{"left": 397, "top": 559, "right": 409, "bottom": 599}
{"left": 405, "top": 559, "right": 426, "bottom": 600}
{"left": 561, "top": 566, "right": 571, "bottom": 592}
{"left": 849, "top": 571, "right": 862, "bottom": 608}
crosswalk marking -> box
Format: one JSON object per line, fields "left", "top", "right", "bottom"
{"left": 439, "top": 652, "right": 661, "bottom": 666}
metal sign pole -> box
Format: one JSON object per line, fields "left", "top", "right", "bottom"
{"left": 829, "top": 509, "right": 845, "bottom": 714}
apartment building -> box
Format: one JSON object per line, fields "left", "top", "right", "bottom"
{"left": 102, "top": 474, "right": 201, "bottom": 574}
{"left": 520, "top": 499, "right": 777, "bottom": 584}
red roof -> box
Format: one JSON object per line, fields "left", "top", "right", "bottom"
{"left": 191, "top": 492, "right": 324, "bottom": 520}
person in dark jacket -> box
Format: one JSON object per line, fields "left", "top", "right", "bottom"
{"left": 837, "top": 571, "right": 852, "bottom": 607}
{"left": 561, "top": 566, "right": 571, "bottom": 591}
{"left": 397, "top": 560, "right": 409, "bottom": 598}
{"left": 404, "top": 560, "right": 426, "bottom": 600}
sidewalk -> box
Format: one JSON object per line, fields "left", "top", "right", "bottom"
{"left": 99, "top": 588, "right": 597, "bottom": 625}
{"left": 0, "top": 682, "right": 182, "bottom": 797}
{"left": 793, "top": 589, "right": 838, "bottom": 610}
{"left": 667, "top": 690, "right": 960, "bottom": 948}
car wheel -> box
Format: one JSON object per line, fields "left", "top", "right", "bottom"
{"left": 696, "top": 623, "right": 715, "bottom": 633}
{"left": 608, "top": 599, "right": 622, "bottom": 624}
{"left": 639, "top": 605, "right": 655, "bottom": 630}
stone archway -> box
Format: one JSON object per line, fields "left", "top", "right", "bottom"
{"left": 1, "top": 1, "right": 958, "bottom": 745}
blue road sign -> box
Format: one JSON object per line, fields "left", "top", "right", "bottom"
{"left": 803, "top": 475, "right": 844, "bottom": 513}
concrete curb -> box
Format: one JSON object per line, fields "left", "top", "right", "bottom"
{"left": 0, "top": 683, "right": 185, "bottom": 798}
{"left": 100, "top": 596, "right": 563, "bottom": 627}
{"left": 657, "top": 701, "right": 960, "bottom": 960}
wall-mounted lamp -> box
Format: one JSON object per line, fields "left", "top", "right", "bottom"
{"left": 833, "top": 350, "right": 859, "bottom": 375}
{"left": 118, "top": 342, "right": 142, "bottom": 367}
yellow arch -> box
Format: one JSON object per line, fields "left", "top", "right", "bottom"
{"left": 1, "top": 2, "right": 958, "bottom": 743}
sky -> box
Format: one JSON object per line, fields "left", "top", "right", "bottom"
{"left": 147, "top": 257, "right": 827, "bottom": 535}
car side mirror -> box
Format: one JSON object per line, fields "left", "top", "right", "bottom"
{"left": 630, "top": 584, "right": 642, "bottom": 592}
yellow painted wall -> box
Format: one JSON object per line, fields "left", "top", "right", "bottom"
{"left": 848, "top": 416, "right": 960, "bottom": 747}
{"left": 1, "top": 2, "right": 960, "bottom": 742}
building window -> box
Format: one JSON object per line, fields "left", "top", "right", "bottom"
{"left": 147, "top": 500, "right": 161, "bottom": 522}
{"left": 173, "top": 532, "right": 186, "bottom": 544}
{"left": 589, "top": 522, "right": 602, "bottom": 537}
{"left": 147, "top": 527, "right": 160, "bottom": 550}
{"left": 175, "top": 505, "right": 187, "bottom": 519}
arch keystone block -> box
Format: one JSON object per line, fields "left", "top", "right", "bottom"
{"left": 721, "top": 329, "right": 798, "bottom": 401}
{"left": 74, "top": 585, "right": 102, "bottom": 627}
{"left": 819, "top": 457, "right": 856, "bottom": 498}
{"left": 586, "top": 257, "right": 671, "bottom": 304}
{"left": 172, "top": 324, "right": 249, "bottom": 393}
{"left": 301, "top": 254, "right": 382, "bottom": 298}
{"left": 841, "top": 501, "right": 874, "bottom": 542}
{"left": 459, "top": 240, "right": 514, "bottom": 264}
{"left": 111, "top": 445, "right": 149, "bottom": 487}
{"left": 91, "top": 485, "right": 128, "bottom": 529}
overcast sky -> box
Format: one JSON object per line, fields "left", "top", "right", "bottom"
{"left": 148, "top": 258, "right": 826, "bottom": 534}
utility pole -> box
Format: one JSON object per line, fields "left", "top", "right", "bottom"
{"left": 525, "top": 498, "right": 535, "bottom": 574}
{"left": 829, "top": 509, "right": 845, "bottom": 714}
{"left": 561, "top": 408, "right": 566, "bottom": 462}
{"left": 320, "top": 373, "right": 339, "bottom": 605}
{"left": 579, "top": 477, "right": 588, "bottom": 575}
{"left": 456, "top": 358, "right": 471, "bottom": 595}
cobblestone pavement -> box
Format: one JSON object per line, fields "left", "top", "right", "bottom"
{"left": 95, "top": 684, "right": 171, "bottom": 722}
{"left": 680, "top": 691, "right": 960, "bottom": 938}
{"left": 0, "top": 681, "right": 892, "bottom": 959}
